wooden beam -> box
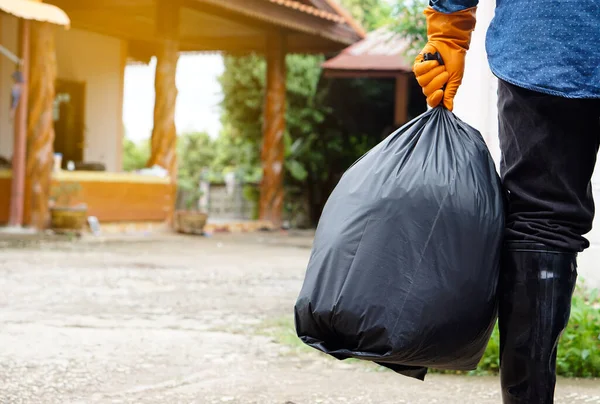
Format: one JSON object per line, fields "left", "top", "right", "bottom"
{"left": 147, "top": 0, "right": 179, "bottom": 182}
{"left": 49, "top": 0, "right": 152, "bottom": 12}
{"left": 181, "top": 0, "right": 271, "bottom": 31}
{"left": 394, "top": 74, "right": 409, "bottom": 126}
{"left": 178, "top": 35, "right": 268, "bottom": 54}
{"left": 322, "top": 69, "right": 404, "bottom": 79}
{"left": 259, "top": 33, "right": 286, "bottom": 227}
{"left": 127, "top": 40, "right": 154, "bottom": 64}
{"left": 130, "top": 34, "right": 344, "bottom": 55}
{"left": 128, "top": 35, "right": 267, "bottom": 61}
{"left": 285, "top": 34, "right": 352, "bottom": 54}
{"left": 24, "top": 22, "right": 57, "bottom": 229}
{"left": 46, "top": 10, "right": 154, "bottom": 43}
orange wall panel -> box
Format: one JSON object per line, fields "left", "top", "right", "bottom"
{"left": 0, "top": 170, "right": 172, "bottom": 224}
{"left": 51, "top": 173, "right": 172, "bottom": 223}
{"left": 0, "top": 173, "right": 10, "bottom": 224}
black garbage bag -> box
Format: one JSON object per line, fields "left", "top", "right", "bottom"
{"left": 294, "top": 107, "right": 504, "bottom": 380}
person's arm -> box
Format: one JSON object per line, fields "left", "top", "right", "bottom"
{"left": 429, "top": 0, "right": 478, "bottom": 13}
{"left": 412, "top": 1, "right": 478, "bottom": 110}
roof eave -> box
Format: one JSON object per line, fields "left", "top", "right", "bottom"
{"left": 189, "top": 0, "right": 363, "bottom": 48}
{"left": 0, "top": 0, "right": 70, "bottom": 27}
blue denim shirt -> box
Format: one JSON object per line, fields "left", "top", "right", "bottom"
{"left": 429, "top": 0, "right": 600, "bottom": 99}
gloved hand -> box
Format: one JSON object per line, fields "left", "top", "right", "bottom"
{"left": 413, "top": 7, "right": 477, "bottom": 111}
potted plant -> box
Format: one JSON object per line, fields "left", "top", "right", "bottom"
{"left": 174, "top": 178, "right": 208, "bottom": 235}
{"left": 49, "top": 181, "right": 88, "bottom": 233}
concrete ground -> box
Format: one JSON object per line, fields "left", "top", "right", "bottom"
{"left": 0, "top": 232, "right": 598, "bottom": 404}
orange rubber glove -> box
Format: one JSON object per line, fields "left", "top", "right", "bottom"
{"left": 413, "top": 7, "right": 477, "bottom": 111}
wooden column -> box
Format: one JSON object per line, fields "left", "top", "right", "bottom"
{"left": 259, "top": 34, "right": 286, "bottom": 227}
{"left": 148, "top": 0, "right": 179, "bottom": 180}
{"left": 394, "top": 74, "right": 409, "bottom": 126}
{"left": 9, "top": 20, "right": 30, "bottom": 227}
{"left": 24, "top": 22, "right": 56, "bottom": 229}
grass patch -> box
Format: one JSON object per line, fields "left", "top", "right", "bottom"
{"left": 556, "top": 282, "right": 600, "bottom": 377}
{"left": 254, "top": 316, "right": 368, "bottom": 366}
{"left": 264, "top": 282, "right": 599, "bottom": 378}
{"left": 435, "top": 281, "right": 600, "bottom": 378}
{"left": 255, "top": 316, "right": 313, "bottom": 354}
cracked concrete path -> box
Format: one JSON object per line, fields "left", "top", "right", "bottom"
{"left": 0, "top": 233, "right": 598, "bottom": 403}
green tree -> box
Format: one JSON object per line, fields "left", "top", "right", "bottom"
{"left": 339, "top": 0, "right": 393, "bottom": 30}
{"left": 210, "top": 123, "right": 262, "bottom": 183}
{"left": 218, "top": 54, "right": 394, "bottom": 224}
{"left": 217, "top": 53, "right": 329, "bottom": 184}
{"left": 122, "top": 137, "right": 150, "bottom": 172}
{"left": 177, "top": 131, "right": 215, "bottom": 187}
{"left": 216, "top": 0, "right": 423, "bottom": 225}
{"left": 175, "top": 131, "right": 216, "bottom": 210}
{"left": 390, "top": 0, "right": 428, "bottom": 57}
{"left": 218, "top": 54, "right": 265, "bottom": 148}
{"left": 215, "top": 54, "right": 264, "bottom": 187}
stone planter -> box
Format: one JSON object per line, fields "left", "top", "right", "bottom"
{"left": 175, "top": 210, "right": 208, "bottom": 235}
{"left": 50, "top": 206, "right": 88, "bottom": 233}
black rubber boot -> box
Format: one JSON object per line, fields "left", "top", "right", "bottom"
{"left": 499, "top": 241, "right": 578, "bottom": 404}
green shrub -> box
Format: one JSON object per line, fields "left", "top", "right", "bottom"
{"left": 556, "top": 282, "right": 600, "bottom": 377}
{"left": 475, "top": 324, "right": 501, "bottom": 375}
{"left": 122, "top": 137, "right": 150, "bottom": 172}
{"left": 269, "top": 283, "right": 599, "bottom": 378}
{"left": 472, "top": 281, "right": 600, "bottom": 378}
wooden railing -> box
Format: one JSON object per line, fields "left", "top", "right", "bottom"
{"left": 0, "top": 169, "right": 173, "bottom": 225}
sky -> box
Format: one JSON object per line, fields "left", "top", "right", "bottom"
{"left": 122, "top": 53, "right": 225, "bottom": 142}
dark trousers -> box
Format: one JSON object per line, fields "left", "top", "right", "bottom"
{"left": 498, "top": 80, "right": 600, "bottom": 252}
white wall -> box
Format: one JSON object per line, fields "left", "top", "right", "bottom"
{"left": 0, "top": 23, "right": 126, "bottom": 171}
{"left": 56, "top": 28, "right": 126, "bottom": 172}
{"left": 581, "top": 165, "right": 600, "bottom": 289}
{"left": 452, "top": 0, "right": 499, "bottom": 165}
{"left": 0, "top": 14, "right": 19, "bottom": 160}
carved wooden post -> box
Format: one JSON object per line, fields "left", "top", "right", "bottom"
{"left": 25, "top": 21, "right": 56, "bottom": 229}
{"left": 259, "top": 34, "right": 286, "bottom": 227}
{"left": 9, "top": 20, "right": 30, "bottom": 227}
{"left": 147, "top": 0, "right": 179, "bottom": 181}
{"left": 394, "top": 74, "right": 409, "bottom": 126}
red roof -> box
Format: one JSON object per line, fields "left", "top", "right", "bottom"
{"left": 267, "top": 0, "right": 366, "bottom": 38}
{"left": 322, "top": 28, "right": 413, "bottom": 77}
{"left": 267, "top": 0, "right": 346, "bottom": 23}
